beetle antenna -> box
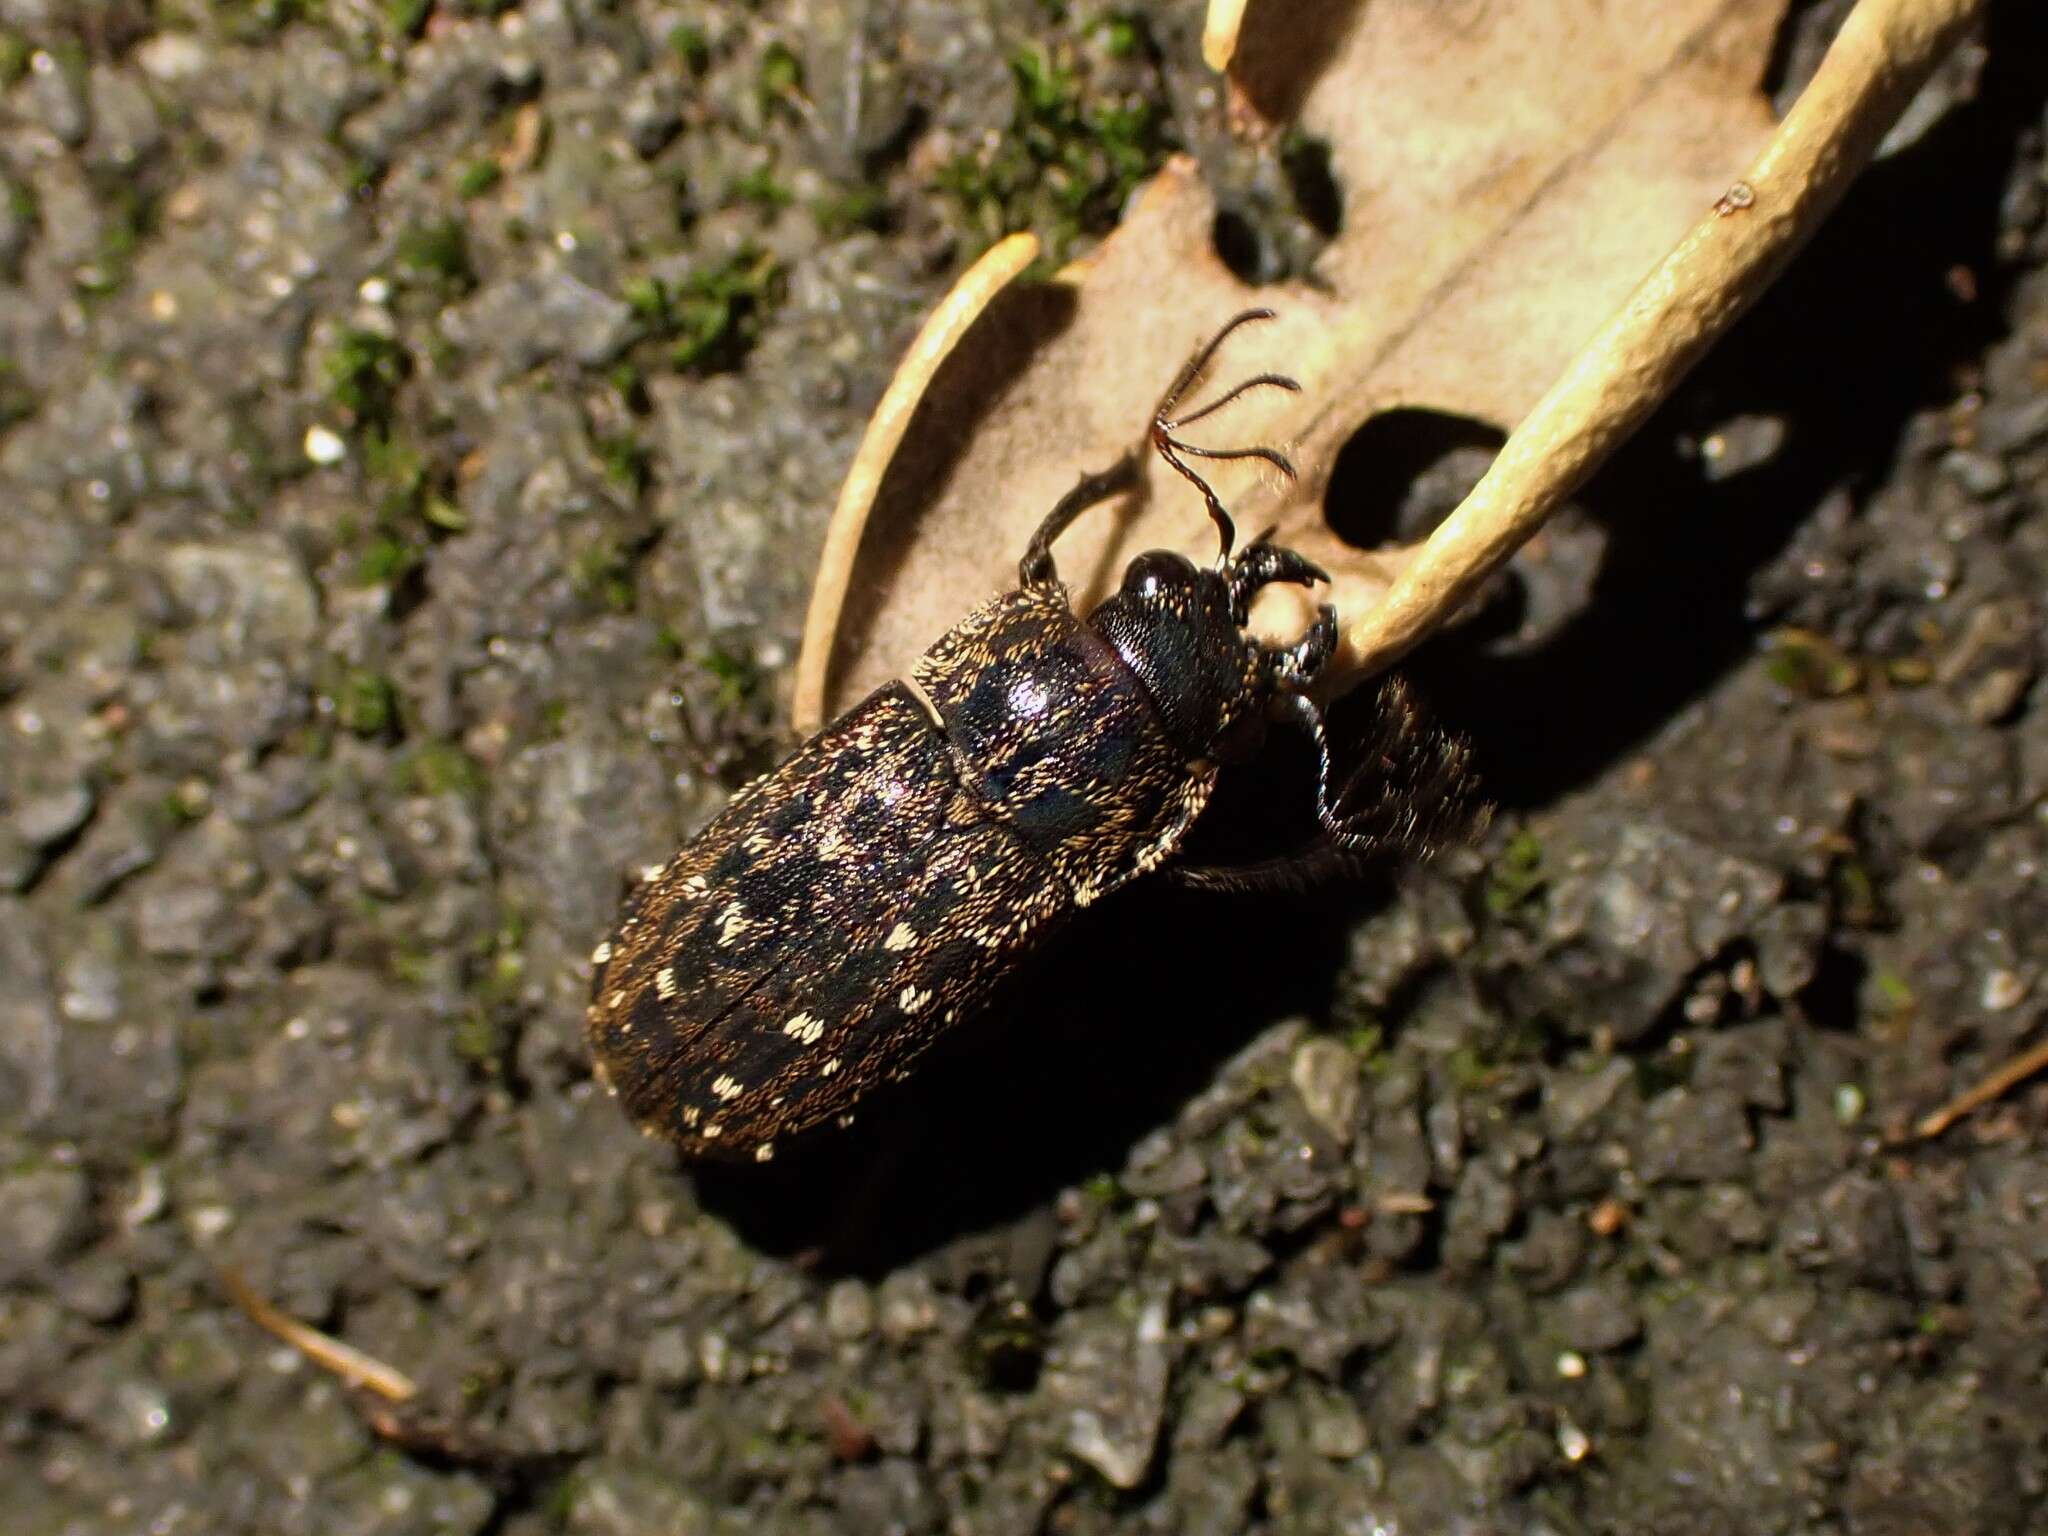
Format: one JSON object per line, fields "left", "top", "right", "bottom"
{"left": 1152, "top": 309, "right": 1301, "bottom": 562}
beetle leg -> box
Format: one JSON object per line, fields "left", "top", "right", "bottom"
{"left": 1018, "top": 453, "right": 1142, "bottom": 588}
{"left": 1227, "top": 541, "right": 1329, "bottom": 623}
{"left": 1259, "top": 602, "right": 1338, "bottom": 693}
{"left": 1165, "top": 844, "right": 1373, "bottom": 894}
{"left": 1168, "top": 680, "right": 1487, "bottom": 893}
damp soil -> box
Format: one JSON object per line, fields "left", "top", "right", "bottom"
{"left": 2, "top": 3, "right": 2046, "bottom": 1534}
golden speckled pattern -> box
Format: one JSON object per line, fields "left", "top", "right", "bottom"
{"left": 586, "top": 677, "right": 1080, "bottom": 1159}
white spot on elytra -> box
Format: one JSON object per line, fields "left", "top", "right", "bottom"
{"left": 782, "top": 1012, "right": 824, "bottom": 1044}
{"left": 712, "top": 1074, "right": 743, "bottom": 1100}
{"left": 640, "top": 863, "right": 666, "bottom": 883}
{"left": 899, "top": 985, "right": 931, "bottom": 1014}
{"left": 755, "top": 1142, "right": 776, "bottom": 1163}
{"left": 682, "top": 1106, "right": 701, "bottom": 1127}
{"left": 606, "top": 990, "right": 625, "bottom": 1010}
{"left": 590, "top": 941, "right": 612, "bottom": 966}
{"left": 883, "top": 922, "right": 917, "bottom": 952}
{"left": 682, "top": 873, "right": 709, "bottom": 896}
{"left": 656, "top": 967, "right": 677, "bottom": 999}
{"left": 821, "top": 1057, "right": 841, "bottom": 1076}
{"left": 717, "top": 902, "right": 750, "bottom": 945}
{"left": 836, "top": 1113, "right": 856, "bottom": 1128}
{"left": 702, "top": 1121, "right": 723, "bottom": 1139}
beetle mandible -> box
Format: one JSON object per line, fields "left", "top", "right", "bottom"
{"left": 586, "top": 310, "right": 1476, "bottom": 1162}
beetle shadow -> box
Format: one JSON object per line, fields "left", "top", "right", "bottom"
{"left": 691, "top": 732, "right": 1390, "bottom": 1279}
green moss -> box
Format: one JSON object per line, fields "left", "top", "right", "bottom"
{"left": 936, "top": 40, "right": 1171, "bottom": 266}
{"left": 1762, "top": 626, "right": 1863, "bottom": 698}
{"left": 384, "top": 0, "right": 433, "bottom": 39}
{"left": 570, "top": 538, "right": 637, "bottom": 613}
{"left": 454, "top": 158, "right": 502, "bottom": 199}
{"left": 1344, "top": 1021, "right": 1385, "bottom": 1063}
{"left": 355, "top": 533, "right": 420, "bottom": 587}
{"left": 1484, "top": 827, "right": 1546, "bottom": 915}
{"left": 1096, "top": 13, "right": 1142, "bottom": 58}
{"left": 389, "top": 948, "right": 434, "bottom": 986}
{"left": 214, "top": 0, "right": 323, "bottom": 40}
{"left": 0, "top": 30, "right": 31, "bottom": 87}
{"left": 1081, "top": 1171, "right": 1123, "bottom": 1207}
{"left": 325, "top": 329, "right": 410, "bottom": 431}
{"left": 75, "top": 182, "right": 155, "bottom": 298}
{"left": 697, "top": 645, "right": 761, "bottom": 711}
{"left": 756, "top": 40, "right": 802, "bottom": 111}
{"left": 1830, "top": 857, "right": 1886, "bottom": 929}
{"left": 401, "top": 739, "right": 484, "bottom": 798}
{"left": 621, "top": 274, "right": 667, "bottom": 323}
{"left": 0, "top": 357, "right": 35, "bottom": 432}
{"left": 813, "top": 183, "right": 889, "bottom": 237}
{"left": 667, "top": 23, "right": 710, "bottom": 75}
{"left": 729, "top": 164, "right": 793, "bottom": 211}
{"left": 452, "top": 1008, "right": 503, "bottom": 1068}
{"left": 595, "top": 432, "right": 649, "bottom": 495}
{"left": 1446, "top": 1047, "right": 1495, "bottom": 1091}
{"left": 336, "top": 668, "right": 400, "bottom": 738}
{"left": 394, "top": 216, "right": 475, "bottom": 292}
{"left": 625, "top": 248, "right": 785, "bottom": 375}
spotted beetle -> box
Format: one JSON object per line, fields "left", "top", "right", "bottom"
{"left": 586, "top": 311, "right": 1478, "bottom": 1162}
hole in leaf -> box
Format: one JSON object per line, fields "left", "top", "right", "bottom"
{"left": 1322, "top": 408, "right": 1505, "bottom": 549}
{"left": 1280, "top": 132, "right": 1342, "bottom": 236}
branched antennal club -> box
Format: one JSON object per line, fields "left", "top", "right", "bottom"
{"left": 1151, "top": 308, "right": 1302, "bottom": 561}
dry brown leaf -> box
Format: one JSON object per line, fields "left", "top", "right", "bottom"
{"left": 798, "top": 0, "right": 1981, "bottom": 729}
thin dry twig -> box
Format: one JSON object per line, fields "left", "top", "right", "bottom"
{"left": 1916, "top": 1036, "right": 2048, "bottom": 1140}
{"left": 1344, "top": 0, "right": 1987, "bottom": 676}
{"left": 793, "top": 232, "right": 1040, "bottom": 735}
{"left": 216, "top": 1265, "right": 419, "bottom": 1403}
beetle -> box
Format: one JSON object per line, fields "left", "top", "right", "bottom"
{"left": 585, "top": 310, "right": 1478, "bottom": 1162}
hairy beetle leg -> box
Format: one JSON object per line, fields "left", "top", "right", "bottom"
{"left": 1019, "top": 453, "right": 1143, "bottom": 588}
{"left": 1167, "top": 679, "right": 1486, "bottom": 895}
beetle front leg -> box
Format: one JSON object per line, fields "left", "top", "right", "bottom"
{"left": 1262, "top": 602, "right": 1338, "bottom": 694}
{"left": 1018, "top": 454, "right": 1142, "bottom": 588}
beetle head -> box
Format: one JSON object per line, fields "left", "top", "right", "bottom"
{"left": 1090, "top": 545, "right": 1324, "bottom": 764}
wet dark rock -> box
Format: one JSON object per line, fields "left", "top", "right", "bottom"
{"left": 0, "top": 904, "right": 61, "bottom": 1127}
{"left": 1442, "top": 1156, "right": 1520, "bottom": 1273}
{"left": 830, "top": 1458, "right": 936, "bottom": 1536}
{"left": 621, "top": 73, "right": 685, "bottom": 158}
{"left": 23, "top": 46, "right": 91, "bottom": 147}
{"left": 0, "top": 1164, "right": 92, "bottom": 1285}
{"left": 1543, "top": 1056, "right": 1635, "bottom": 1140}
{"left": 1540, "top": 818, "right": 1785, "bottom": 1042}
{"left": 1242, "top": 1264, "right": 1388, "bottom": 1380}
{"left": 12, "top": 781, "right": 95, "bottom": 851}
{"left": 1041, "top": 1284, "right": 1174, "bottom": 1489}
{"left": 1503, "top": 1208, "right": 1589, "bottom": 1292}
{"left": 442, "top": 273, "right": 637, "bottom": 370}
{"left": 53, "top": 1250, "right": 132, "bottom": 1323}
{"left": 1550, "top": 1278, "right": 1643, "bottom": 1353}
{"left": 1699, "top": 412, "right": 1787, "bottom": 481}
{"left": 1637, "top": 1087, "right": 1754, "bottom": 1185}
{"left": 1163, "top": 1437, "right": 1260, "bottom": 1536}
